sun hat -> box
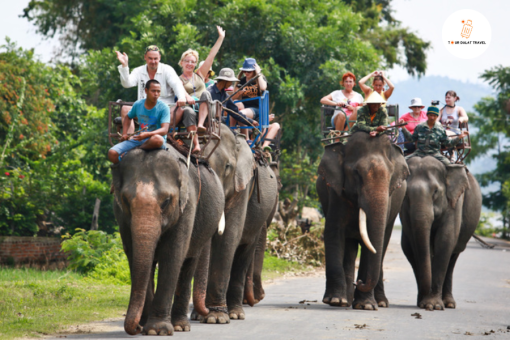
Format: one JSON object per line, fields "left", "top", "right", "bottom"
{"left": 239, "top": 58, "right": 257, "bottom": 72}
{"left": 364, "top": 91, "right": 386, "bottom": 104}
{"left": 427, "top": 106, "right": 440, "bottom": 116}
{"left": 198, "top": 61, "right": 215, "bottom": 77}
{"left": 214, "top": 68, "right": 239, "bottom": 82}
{"left": 409, "top": 98, "right": 424, "bottom": 108}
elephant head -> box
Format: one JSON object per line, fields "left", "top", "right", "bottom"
{"left": 112, "top": 148, "right": 190, "bottom": 335}
{"left": 318, "top": 132, "right": 409, "bottom": 292}
{"left": 205, "top": 124, "right": 254, "bottom": 207}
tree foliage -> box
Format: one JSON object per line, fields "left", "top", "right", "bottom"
{"left": 469, "top": 65, "right": 510, "bottom": 238}
{"left": 0, "top": 41, "right": 116, "bottom": 236}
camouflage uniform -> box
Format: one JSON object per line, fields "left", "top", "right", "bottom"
{"left": 402, "top": 122, "right": 462, "bottom": 166}
{"left": 351, "top": 105, "right": 388, "bottom": 135}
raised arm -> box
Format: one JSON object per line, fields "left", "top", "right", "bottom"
{"left": 197, "top": 26, "right": 225, "bottom": 79}
{"left": 358, "top": 71, "right": 376, "bottom": 97}
{"left": 380, "top": 71, "right": 395, "bottom": 99}
{"left": 254, "top": 64, "right": 267, "bottom": 92}
{"left": 116, "top": 51, "right": 138, "bottom": 88}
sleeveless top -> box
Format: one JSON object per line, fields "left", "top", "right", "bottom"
{"left": 180, "top": 73, "right": 206, "bottom": 98}
{"left": 331, "top": 90, "right": 364, "bottom": 117}
{"left": 440, "top": 106, "right": 460, "bottom": 132}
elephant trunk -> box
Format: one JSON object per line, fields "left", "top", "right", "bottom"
{"left": 356, "top": 187, "right": 388, "bottom": 293}
{"left": 193, "top": 240, "right": 210, "bottom": 316}
{"left": 124, "top": 217, "right": 161, "bottom": 335}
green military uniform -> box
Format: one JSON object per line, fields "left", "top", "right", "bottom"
{"left": 351, "top": 105, "right": 388, "bottom": 135}
{"left": 402, "top": 121, "right": 462, "bottom": 166}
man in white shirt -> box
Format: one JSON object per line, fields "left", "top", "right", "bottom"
{"left": 115, "top": 45, "right": 187, "bottom": 134}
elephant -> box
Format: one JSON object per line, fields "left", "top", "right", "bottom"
{"left": 316, "top": 132, "right": 409, "bottom": 310}
{"left": 244, "top": 160, "right": 281, "bottom": 306}
{"left": 400, "top": 157, "right": 482, "bottom": 311}
{"left": 111, "top": 146, "right": 224, "bottom": 335}
{"left": 189, "top": 122, "right": 279, "bottom": 324}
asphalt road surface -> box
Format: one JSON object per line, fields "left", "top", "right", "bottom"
{"left": 49, "top": 230, "right": 510, "bottom": 340}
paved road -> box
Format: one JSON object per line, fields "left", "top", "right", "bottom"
{"left": 51, "top": 231, "right": 510, "bottom": 339}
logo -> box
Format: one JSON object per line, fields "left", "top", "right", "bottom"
{"left": 442, "top": 9, "right": 491, "bottom": 59}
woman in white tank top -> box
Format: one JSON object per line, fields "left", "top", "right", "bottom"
{"left": 440, "top": 90, "right": 468, "bottom": 135}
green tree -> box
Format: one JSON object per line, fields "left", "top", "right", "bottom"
{"left": 468, "top": 65, "right": 510, "bottom": 239}
{"left": 0, "top": 41, "right": 116, "bottom": 236}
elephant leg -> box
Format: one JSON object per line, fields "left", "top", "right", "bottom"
{"left": 401, "top": 231, "right": 422, "bottom": 305}
{"left": 323, "top": 201, "right": 349, "bottom": 307}
{"left": 203, "top": 207, "right": 247, "bottom": 325}
{"left": 343, "top": 240, "right": 358, "bottom": 306}
{"left": 140, "top": 262, "right": 156, "bottom": 327}
{"left": 190, "top": 240, "right": 210, "bottom": 321}
{"left": 249, "top": 223, "right": 267, "bottom": 305}
{"left": 171, "top": 256, "right": 200, "bottom": 332}
{"left": 227, "top": 241, "right": 258, "bottom": 320}
{"left": 420, "top": 222, "right": 457, "bottom": 311}
{"left": 143, "top": 229, "right": 191, "bottom": 335}
{"left": 243, "top": 253, "right": 255, "bottom": 305}
{"left": 353, "top": 246, "right": 378, "bottom": 310}
{"left": 442, "top": 252, "right": 460, "bottom": 309}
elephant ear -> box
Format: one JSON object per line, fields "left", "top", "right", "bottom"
{"left": 177, "top": 160, "right": 189, "bottom": 213}
{"left": 234, "top": 137, "right": 254, "bottom": 192}
{"left": 446, "top": 165, "right": 470, "bottom": 209}
{"left": 389, "top": 144, "right": 410, "bottom": 196}
{"left": 318, "top": 144, "right": 344, "bottom": 197}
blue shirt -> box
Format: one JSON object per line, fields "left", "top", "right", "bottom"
{"left": 128, "top": 99, "right": 170, "bottom": 141}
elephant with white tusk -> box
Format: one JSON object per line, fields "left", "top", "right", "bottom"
{"left": 316, "top": 132, "right": 409, "bottom": 310}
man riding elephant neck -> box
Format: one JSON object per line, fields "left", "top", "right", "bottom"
{"left": 401, "top": 105, "right": 469, "bottom": 166}
{"left": 351, "top": 92, "right": 389, "bottom": 137}
{"left": 108, "top": 79, "right": 170, "bottom": 164}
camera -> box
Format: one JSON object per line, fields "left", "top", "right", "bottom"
{"left": 431, "top": 100, "right": 440, "bottom": 106}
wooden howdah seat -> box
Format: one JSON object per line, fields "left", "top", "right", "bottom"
{"left": 320, "top": 103, "right": 400, "bottom": 145}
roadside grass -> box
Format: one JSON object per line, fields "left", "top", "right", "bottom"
{"left": 0, "top": 268, "right": 129, "bottom": 340}
{"left": 261, "top": 252, "right": 314, "bottom": 281}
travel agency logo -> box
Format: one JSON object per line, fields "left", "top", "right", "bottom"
{"left": 442, "top": 9, "right": 491, "bottom": 59}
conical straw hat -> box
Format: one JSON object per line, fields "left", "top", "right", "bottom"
{"left": 364, "top": 91, "right": 386, "bottom": 104}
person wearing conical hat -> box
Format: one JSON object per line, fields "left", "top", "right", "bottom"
{"left": 351, "top": 91, "right": 389, "bottom": 137}
{"left": 401, "top": 104, "right": 469, "bottom": 166}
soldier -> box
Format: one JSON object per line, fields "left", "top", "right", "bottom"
{"left": 351, "top": 91, "right": 389, "bottom": 137}
{"left": 401, "top": 105, "right": 469, "bottom": 166}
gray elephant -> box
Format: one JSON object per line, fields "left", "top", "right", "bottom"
{"left": 189, "top": 123, "right": 279, "bottom": 324}
{"left": 111, "top": 146, "right": 224, "bottom": 335}
{"left": 400, "top": 157, "right": 482, "bottom": 311}
{"left": 316, "top": 132, "right": 409, "bottom": 310}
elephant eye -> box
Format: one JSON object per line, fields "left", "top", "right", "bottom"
{"left": 161, "top": 197, "right": 172, "bottom": 210}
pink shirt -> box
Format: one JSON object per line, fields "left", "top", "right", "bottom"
{"left": 400, "top": 111, "right": 427, "bottom": 134}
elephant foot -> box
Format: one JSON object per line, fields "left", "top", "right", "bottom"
{"left": 200, "top": 307, "right": 230, "bottom": 324}
{"left": 189, "top": 308, "right": 204, "bottom": 321}
{"left": 228, "top": 306, "right": 245, "bottom": 320}
{"left": 353, "top": 291, "right": 378, "bottom": 311}
{"left": 142, "top": 317, "right": 174, "bottom": 335}
{"left": 254, "top": 286, "right": 265, "bottom": 303}
{"left": 172, "top": 316, "right": 190, "bottom": 332}
{"left": 419, "top": 295, "right": 445, "bottom": 311}
{"left": 322, "top": 294, "right": 350, "bottom": 307}
{"left": 375, "top": 294, "right": 389, "bottom": 308}
{"left": 442, "top": 295, "right": 456, "bottom": 309}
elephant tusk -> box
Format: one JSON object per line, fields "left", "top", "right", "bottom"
{"left": 359, "top": 209, "right": 376, "bottom": 254}
{"left": 218, "top": 211, "right": 225, "bottom": 235}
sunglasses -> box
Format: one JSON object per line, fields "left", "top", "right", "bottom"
{"left": 244, "top": 70, "right": 254, "bottom": 73}
{"left": 183, "top": 59, "right": 197, "bottom": 64}
{"left": 145, "top": 45, "right": 160, "bottom": 53}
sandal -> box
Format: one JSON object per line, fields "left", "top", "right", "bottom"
{"left": 197, "top": 126, "right": 207, "bottom": 136}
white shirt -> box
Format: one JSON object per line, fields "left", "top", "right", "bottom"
{"left": 331, "top": 90, "right": 364, "bottom": 116}
{"left": 118, "top": 63, "right": 186, "bottom": 105}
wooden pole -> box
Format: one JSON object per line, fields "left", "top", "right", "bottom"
{"left": 91, "top": 198, "right": 101, "bottom": 230}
